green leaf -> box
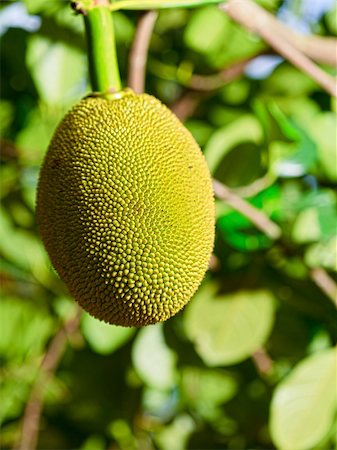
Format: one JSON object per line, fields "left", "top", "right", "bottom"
{"left": 0, "top": 100, "right": 14, "bottom": 137}
{"left": 267, "top": 105, "right": 317, "bottom": 177}
{"left": 0, "top": 206, "right": 51, "bottom": 283}
{"left": 184, "top": 6, "right": 229, "bottom": 55}
{"left": 132, "top": 324, "right": 177, "bottom": 389}
{"left": 270, "top": 347, "right": 337, "bottom": 450}
{"left": 112, "top": 0, "right": 223, "bottom": 11}
{"left": 292, "top": 208, "right": 321, "bottom": 244}
{"left": 0, "top": 297, "right": 54, "bottom": 362}
{"left": 217, "top": 184, "right": 281, "bottom": 251}
{"left": 204, "top": 115, "right": 263, "bottom": 174}
{"left": 23, "top": 0, "right": 51, "bottom": 14}
{"left": 80, "top": 435, "right": 106, "bottom": 450}
{"left": 309, "top": 112, "right": 337, "bottom": 181}
{"left": 305, "top": 236, "right": 337, "bottom": 272}
{"left": 155, "top": 414, "right": 195, "bottom": 450}
{"left": 16, "top": 107, "right": 64, "bottom": 164}
{"left": 26, "top": 35, "right": 86, "bottom": 106}
{"left": 184, "top": 283, "right": 276, "bottom": 366}
{"left": 81, "top": 313, "right": 135, "bottom": 355}
{"left": 206, "top": 22, "right": 265, "bottom": 69}
{"left": 181, "top": 367, "right": 238, "bottom": 408}
{"left": 326, "top": 5, "right": 337, "bottom": 35}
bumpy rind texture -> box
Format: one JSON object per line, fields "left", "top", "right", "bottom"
{"left": 36, "top": 91, "right": 215, "bottom": 327}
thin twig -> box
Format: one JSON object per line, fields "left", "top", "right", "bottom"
{"left": 171, "top": 90, "right": 207, "bottom": 122}
{"left": 213, "top": 179, "right": 337, "bottom": 306}
{"left": 213, "top": 179, "right": 282, "bottom": 240}
{"left": 220, "top": 0, "right": 337, "bottom": 97}
{"left": 284, "top": 34, "right": 337, "bottom": 67}
{"left": 232, "top": 175, "right": 274, "bottom": 198}
{"left": 252, "top": 348, "right": 274, "bottom": 375}
{"left": 171, "top": 56, "right": 251, "bottom": 120}
{"left": 188, "top": 56, "right": 255, "bottom": 91}
{"left": 310, "top": 267, "right": 337, "bottom": 308}
{"left": 15, "top": 310, "right": 81, "bottom": 450}
{"left": 128, "top": 11, "right": 158, "bottom": 93}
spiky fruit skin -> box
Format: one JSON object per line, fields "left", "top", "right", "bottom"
{"left": 36, "top": 91, "right": 215, "bottom": 327}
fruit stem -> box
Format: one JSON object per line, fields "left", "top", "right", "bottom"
{"left": 84, "top": 3, "right": 122, "bottom": 93}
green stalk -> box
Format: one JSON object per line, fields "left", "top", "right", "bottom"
{"left": 84, "top": 5, "right": 122, "bottom": 93}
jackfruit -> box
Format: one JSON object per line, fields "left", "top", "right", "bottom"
{"left": 36, "top": 90, "right": 215, "bottom": 327}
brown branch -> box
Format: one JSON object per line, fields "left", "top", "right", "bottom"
{"left": 15, "top": 310, "right": 81, "bottom": 450}
{"left": 287, "top": 34, "right": 337, "bottom": 67}
{"left": 213, "top": 179, "right": 282, "bottom": 240}
{"left": 128, "top": 10, "right": 158, "bottom": 93}
{"left": 310, "top": 267, "right": 337, "bottom": 308}
{"left": 213, "top": 179, "right": 337, "bottom": 307}
{"left": 232, "top": 175, "right": 273, "bottom": 198}
{"left": 220, "top": 0, "right": 337, "bottom": 97}
{"left": 171, "top": 55, "right": 252, "bottom": 120}
{"left": 170, "top": 90, "right": 207, "bottom": 122}
{"left": 252, "top": 348, "right": 274, "bottom": 375}
{"left": 188, "top": 56, "right": 254, "bottom": 91}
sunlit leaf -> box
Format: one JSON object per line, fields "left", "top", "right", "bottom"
{"left": 264, "top": 64, "right": 317, "bottom": 96}
{"left": 292, "top": 208, "right": 321, "bottom": 244}
{"left": 184, "top": 6, "right": 229, "bottom": 54}
{"left": 326, "top": 5, "right": 337, "bottom": 35}
{"left": 155, "top": 414, "right": 195, "bottom": 450}
{"left": 305, "top": 236, "right": 337, "bottom": 272}
{"left": 0, "top": 297, "right": 54, "bottom": 362}
{"left": 181, "top": 367, "right": 238, "bottom": 408}
{"left": 132, "top": 324, "right": 177, "bottom": 389}
{"left": 143, "top": 387, "right": 177, "bottom": 418}
{"left": 270, "top": 347, "right": 337, "bottom": 450}
{"left": 309, "top": 112, "right": 337, "bottom": 181}
{"left": 184, "top": 282, "right": 276, "bottom": 366}
{"left": 267, "top": 105, "right": 317, "bottom": 178}
{"left": 80, "top": 434, "right": 106, "bottom": 450}
{"left": 204, "top": 115, "right": 263, "bottom": 174}
{"left": 0, "top": 206, "right": 51, "bottom": 283}
{"left": 81, "top": 313, "right": 135, "bottom": 355}
{"left": 16, "top": 106, "right": 63, "bottom": 164}
{"left": 26, "top": 35, "right": 87, "bottom": 106}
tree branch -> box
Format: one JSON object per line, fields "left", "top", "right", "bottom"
{"left": 220, "top": 0, "right": 337, "bottom": 97}
{"left": 15, "top": 310, "right": 81, "bottom": 450}
{"left": 128, "top": 11, "right": 158, "bottom": 93}
{"left": 310, "top": 267, "right": 337, "bottom": 308}
{"left": 188, "top": 55, "right": 254, "bottom": 91}
{"left": 252, "top": 348, "right": 274, "bottom": 375}
{"left": 213, "top": 179, "right": 282, "bottom": 240}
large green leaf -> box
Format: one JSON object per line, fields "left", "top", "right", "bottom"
{"left": 26, "top": 35, "right": 86, "bottom": 106}
{"left": 132, "top": 324, "right": 177, "bottom": 389}
{"left": 184, "top": 282, "right": 276, "bottom": 366}
{"left": 270, "top": 347, "right": 337, "bottom": 450}
{"left": 309, "top": 112, "right": 337, "bottom": 181}
{"left": 0, "top": 297, "right": 54, "bottom": 362}
{"left": 81, "top": 313, "right": 135, "bottom": 355}
{"left": 154, "top": 414, "right": 195, "bottom": 450}
{"left": 0, "top": 206, "right": 51, "bottom": 284}
{"left": 181, "top": 367, "right": 238, "bottom": 408}
{"left": 184, "top": 6, "right": 229, "bottom": 55}
{"left": 204, "top": 115, "right": 263, "bottom": 175}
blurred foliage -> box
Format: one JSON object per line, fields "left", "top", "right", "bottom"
{"left": 0, "top": 0, "right": 336, "bottom": 449}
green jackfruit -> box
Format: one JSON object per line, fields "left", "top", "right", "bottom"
{"left": 36, "top": 90, "right": 215, "bottom": 327}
